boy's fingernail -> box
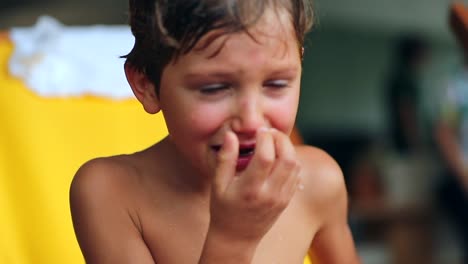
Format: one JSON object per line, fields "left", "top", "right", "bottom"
{"left": 258, "top": 127, "right": 270, "bottom": 133}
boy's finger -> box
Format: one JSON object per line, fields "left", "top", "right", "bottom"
{"left": 214, "top": 131, "right": 238, "bottom": 194}
{"left": 280, "top": 158, "right": 302, "bottom": 201}
{"left": 268, "top": 130, "right": 299, "bottom": 192}
{"left": 243, "top": 128, "right": 275, "bottom": 188}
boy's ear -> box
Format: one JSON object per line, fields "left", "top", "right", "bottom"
{"left": 125, "top": 63, "right": 161, "bottom": 114}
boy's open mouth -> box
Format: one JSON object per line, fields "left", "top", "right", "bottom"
{"left": 238, "top": 146, "right": 255, "bottom": 157}
{"left": 211, "top": 145, "right": 255, "bottom": 157}
{"left": 211, "top": 144, "right": 255, "bottom": 171}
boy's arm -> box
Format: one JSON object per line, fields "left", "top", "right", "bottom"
{"left": 70, "top": 159, "right": 156, "bottom": 264}
{"left": 307, "top": 152, "right": 361, "bottom": 264}
{"left": 311, "top": 199, "right": 360, "bottom": 263}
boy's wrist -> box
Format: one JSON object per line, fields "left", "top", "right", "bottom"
{"left": 198, "top": 227, "right": 259, "bottom": 264}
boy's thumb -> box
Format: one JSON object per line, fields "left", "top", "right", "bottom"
{"left": 214, "top": 131, "right": 238, "bottom": 194}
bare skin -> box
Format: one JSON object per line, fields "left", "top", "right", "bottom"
{"left": 70, "top": 137, "right": 358, "bottom": 263}
{"left": 70, "top": 8, "right": 359, "bottom": 264}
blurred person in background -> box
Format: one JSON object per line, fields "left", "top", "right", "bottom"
{"left": 386, "top": 34, "right": 430, "bottom": 156}
{"left": 378, "top": 33, "right": 436, "bottom": 264}
{"left": 434, "top": 3, "right": 468, "bottom": 263}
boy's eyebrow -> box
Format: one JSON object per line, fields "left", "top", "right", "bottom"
{"left": 266, "top": 67, "right": 300, "bottom": 77}
{"left": 183, "top": 71, "right": 236, "bottom": 81}
{"left": 184, "top": 65, "right": 300, "bottom": 80}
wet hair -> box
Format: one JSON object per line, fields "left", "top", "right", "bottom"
{"left": 122, "top": 0, "right": 314, "bottom": 94}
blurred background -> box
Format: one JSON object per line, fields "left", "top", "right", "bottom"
{"left": 1, "top": 0, "right": 468, "bottom": 263}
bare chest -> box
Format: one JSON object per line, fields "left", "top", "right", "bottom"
{"left": 138, "top": 197, "right": 318, "bottom": 264}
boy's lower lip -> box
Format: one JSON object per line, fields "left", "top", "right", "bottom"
{"left": 236, "top": 156, "right": 252, "bottom": 171}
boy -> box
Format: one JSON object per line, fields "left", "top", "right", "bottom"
{"left": 70, "top": 0, "right": 360, "bottom": 263}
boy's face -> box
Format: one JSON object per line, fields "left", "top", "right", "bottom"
{"left": 158, "top": 9, "right": 302, "bottom": 175}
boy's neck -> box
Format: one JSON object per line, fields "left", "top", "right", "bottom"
{"left": 155, "top": 137, "right": 213, "bottom": 196}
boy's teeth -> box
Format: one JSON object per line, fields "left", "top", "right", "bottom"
{"left": 239, "top": 148, "right": 254, "bottom": 156}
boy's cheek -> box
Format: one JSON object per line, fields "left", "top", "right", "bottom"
{"left": 269, "top": 113, "right": 296, "bottom": 135}
{"left": 188, "top": 112, "right": 231, "bottom": 134}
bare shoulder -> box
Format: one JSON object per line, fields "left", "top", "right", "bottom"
{"left": 69, "top": 155, "right": 144, "bottom": 233}
{"left": 70, "top": 155, "right": 141, "bottom": 205}
{"left": 294, "top": 145, "right": 348, "bottom": 221}
{"left": 69, "top": 155, "right": 156, "bottom": 263}
{"left": 295, "top": 145, "right": 346, "bottom": 197}
{"left": 294, "top": 145, "right": 360, "bottom": 263}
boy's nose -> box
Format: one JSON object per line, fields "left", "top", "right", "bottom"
{"left": 230, "top": 98, "right": 264, "bottom": 136}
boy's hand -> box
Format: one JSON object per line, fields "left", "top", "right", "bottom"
{"left": 208, "top": 128, "right": 302, "bottom": 246}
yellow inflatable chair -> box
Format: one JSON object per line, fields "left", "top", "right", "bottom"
{"left": 0, "top": 27, "right": 314, "bottom": 264}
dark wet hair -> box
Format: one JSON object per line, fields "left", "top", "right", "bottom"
{"left": 122, "top": 0, "right": 314, "bottom": 94}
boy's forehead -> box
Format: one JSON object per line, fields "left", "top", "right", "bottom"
{"left": 192, "top": 8, "right": 297, "bottom": 59}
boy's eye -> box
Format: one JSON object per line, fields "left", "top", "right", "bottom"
{"left": 264, "top": 79, "right": 289, "bottom": 89}
{"left": 199, "top": 83, "right": 229, "bottom": 94}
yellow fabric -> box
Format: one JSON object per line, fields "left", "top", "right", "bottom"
{"left": 0, "top": 35, "right": 313, "bottom": 264}
{"left": 0, "top": 35, "right": 168, "bottom": 263}
{"left": 304, "top": 254, "right": 312, "bottom": 264}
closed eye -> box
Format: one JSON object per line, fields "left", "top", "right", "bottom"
{"left": 264, "top": 79, "right": 289, "bottom": 89}
{"left": 199, "top": 83, "right": 230, "bottom": 95}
